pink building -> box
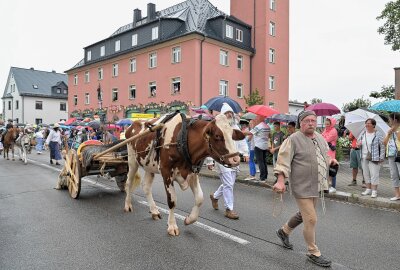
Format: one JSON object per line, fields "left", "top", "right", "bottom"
{"left": 66, "top": 0, "right": 289, "bottom": 120}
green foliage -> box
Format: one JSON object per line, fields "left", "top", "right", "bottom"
{"left": 342, "top": 96, "right": 372, "bottom": 112}
{"left": 335, "top": 137, "right": 350, "bottom": 162}
{"left": 244, "top": 88, "right": 264, "bottom": 107}
{"left": 311, "top": 98, "right": 322, "bottom": 104}
{"left": 377, "top": 0, "right": 400, "bottom": 51}
{"left": 369, "top": 85, "right": 395, "bottom": 100}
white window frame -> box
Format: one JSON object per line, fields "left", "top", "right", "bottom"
{"left": 220, "top": 50, "right": 228, "bottom": 66}
{"left": 152, "top": 27, "right": 159, "bottom": 40}
{"left": 115, "top": 40, "right": 121, "bottom": 52}
{"left": 129, "top": 85, "right": 136, "bottom": 99}
{"left": 98, "top": 67, "right": 103, "bottom": 80}
{"left": 112, "top": 63, "right": 119, "bottom": 77}
{"left": 171, "top": 77, "right": 181, "bottom": 95}
{"left": 237, "top": 55, "right": 243, "bottom": 70}
{"left": 73, "top": 95, "right": 78, "bottom": 106}
{"left": 130, "top": 58, "right": 137, "bottom": 73}
{"left": 87, "top": 50, "right": 91, "bottom": 61}
{"left": 269, "top": 48, "right": 275, "bottom": 63}
{"left": 149, "top": 81, "right": 157, "bottom": 97}
{"left": 132, "top": 34, "right": 138, "bottom": 46}
{"left": 236, "top": 29, "right": 243, "bottom": 42}
{"left": 270, "top": 0, "right": 276, "bottom": 11}
{"left": 269, "top": 75, "right": 275, "bottom": 90}
{"left": 74, "top": 74, "right": 78, "bottom": 85}
{"left": 269, "top": 21, "right": 276, "bottom": 36}
{"left": 8, "top": 101, "right": 11, "bottom": 110}
{"left": 237, "top": 83, "right": 243, "bottom": 98}
{"left": 15, "top": 100, "right": 19, "bottom": 110}
{"left": 226, "top": 24, "right": 233, "bottom": 38}
{"left": 84, "top": 71, "right": 90, "bottom": 83}
{"left": 85, "top": 93, "right": 90, "bottom": 105}
{"left": 149, "top": 52, "right": 157, "bottom": 68}
{"left": 112, "top": 88, "right": 118, "bottom": 102}
{"left": 100, "top": 45, "right": 105, "bottom": 57}
{"left": 172, "top": 46, "right": 181, "bottom": 63}
{"left": 219, "top": 80, "right": 228, "bottom": 96}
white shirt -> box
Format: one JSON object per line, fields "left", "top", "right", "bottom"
{"left": 46, "top": 129, "right": 62, "bottom": 145}
{"left": 362, "top": 131, "right": 375, "bottom": 158}
{"left": 250, "top": 122, "right": 271, "bottom": 150}
{"left": 35, "top": 131, "right": 44, "bottom": 139}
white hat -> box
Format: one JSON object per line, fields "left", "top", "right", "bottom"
{"left": 53, "top": 123, "right": 60, "bottom": 128}
{"left": 220, "top": 102, "right": 234, "bottom": 115}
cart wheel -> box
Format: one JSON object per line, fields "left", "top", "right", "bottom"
{"left": 115, "top": 175, "right": 127, "bottom": 192}
{"left": 67, "top": 149, "right": 81, "bottom": 199}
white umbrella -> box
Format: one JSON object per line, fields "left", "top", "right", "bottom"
{"left": 344, "top": 108, "right": 389, "bottom": 139}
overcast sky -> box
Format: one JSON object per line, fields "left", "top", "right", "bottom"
{"left": 0, "top": 0, "right": 399, "bottom": 112}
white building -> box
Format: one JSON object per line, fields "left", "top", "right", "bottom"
{"left": 2, "top": 67, "right": 68, "bottom": 125}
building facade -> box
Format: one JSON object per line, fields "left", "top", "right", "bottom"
{"left": 1, "top": 67, "right": 68, "bottom": 124}
{"left": 66, "top": 0, "right": 289, "bottom": 120}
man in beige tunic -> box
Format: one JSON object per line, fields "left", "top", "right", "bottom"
{"left": 273, "top": 110, "right": 337, "bottom": 268}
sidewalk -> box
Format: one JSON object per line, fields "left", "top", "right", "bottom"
{"left": 200, "top": 160, "right": 400, "bottom": 211}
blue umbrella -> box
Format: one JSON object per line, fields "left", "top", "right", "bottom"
{"left": 116, "top": 118, "right": 133, "bottom": 126}
{"left": 369, "top": 100, "right": 400, "bottom": 112}
{"left": 204, "top": 96, "right": 242, "bottom": 113}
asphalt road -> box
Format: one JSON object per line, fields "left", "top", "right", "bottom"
{"left": 1, "top": 154, "right": 399, "bottom": 270}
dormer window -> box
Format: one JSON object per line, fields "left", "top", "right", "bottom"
{"left": 226, "top": 25, "right": 233, "bottom": 38}
{"left": 152, "top": 27, "right": 159, "bottom": 40}
{"left": 115, "top": 40, "right": 120, "bottom": 52}
{"left": 33, "top": 84, "right": 38, "bottom": 89}
{"left": 56, "top": 88, "right": 61, "bottom": 94}
{"left": 87, "top": 50, "right": 91, "bottom": 61}
{"left": 100, "top": 45, "right": 105, "bottom": 57}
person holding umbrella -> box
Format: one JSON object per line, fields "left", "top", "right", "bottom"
{"left": 383, "top": 113, "right": 400, "bottom": 201}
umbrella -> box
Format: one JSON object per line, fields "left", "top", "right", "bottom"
{"left": 116, "top": 118, "right": 133, "bottom": 126}
{"left": 192, "top": 113, "right": 214, "bottom": 121}
{"left": 345, "top": 108, "right": 389, "bottom": 139}
{"left": 190, "top": 107, "right": 207, "bottom": 114}
{"left": 306, "top": 102, "right": 340, "bottom": 116}
{"left": 105, "top": 124, "right": 122, "bottom": 130}
{"left": 65, "top": 118, "right": 77, "bottom": 125}
{"left": 204, "top": 96, "right": 242, "bottom": 113}
{"left": 87, "top": 121, "right": 101, "bottom": 130}
{"left": 369, "top": 100, "right": 400, "bottom": 112}
{"left": 268, "top": 113, "right": 297, "bottom": 122}
{"left": 247, "top": 105, "right": 279, "bottom": 117}
{"left": 82, "top": 117, "right": 92, "bottom": 123}
{"left": 241, "top": 112, "right": 257, "bottom": 120}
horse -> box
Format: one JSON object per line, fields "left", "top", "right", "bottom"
{"left": 124, "top": 113, "right": 244, "bottom": 236}
{"left": 3, "top": 127, "right": 18, "bottom": 160}
{"left": 15, "top": 132, "right": 30, "bottom": 164}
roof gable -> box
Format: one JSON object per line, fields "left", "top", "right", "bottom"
{"left": 6, "top": 67, "right": 68, "bottom": 98}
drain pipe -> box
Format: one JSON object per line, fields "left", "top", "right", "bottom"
{"left": 200, "top": 35, "right": 206, "bottom": 105}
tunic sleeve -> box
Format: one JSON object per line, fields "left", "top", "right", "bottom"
{"left": 273, "top": 137, "right": 293, "bottom": 178}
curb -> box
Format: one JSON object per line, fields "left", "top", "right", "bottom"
{"left": 199, "top": 171, "right": 400, "bottom": 211}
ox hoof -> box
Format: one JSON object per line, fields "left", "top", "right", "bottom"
{"left": 124, "top": 204, "right": 133, "bottom": 212}
{"left": 167, "top": 226, "right": 180, "bottom": 236}
{"left": 152, "top": 213, "right": 162, "bottom": 220}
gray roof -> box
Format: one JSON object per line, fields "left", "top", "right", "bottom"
{"left": 112, "top": 0, "right": 226, "bottom": 37}
{"left": 2, "top": 67, "right": 68, "bottom": 98}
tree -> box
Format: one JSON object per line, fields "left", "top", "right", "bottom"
{"left": 342, "top": 96, "right": 372, "bottom": 112}
{"left": 311, "top": 98, "right": 322, "bottom": 104}
{"left": 369, "top": 85, "right": 395, "bottom": 100}
{"left": 377, "top": 0, "right": 400, "bottom": 51}
{"left": 244, "top": 88, "right": 264, "bottom": 107}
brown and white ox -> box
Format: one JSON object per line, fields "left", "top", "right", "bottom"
{"left": 124, "top": 113, "right": 244, "bottom": 236}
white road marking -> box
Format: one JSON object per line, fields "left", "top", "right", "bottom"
{"left": 137, "top": 200, "right": 250, "bottom": 245}
{"left": 28, "top": 158, "right": 112, "bottom": 190}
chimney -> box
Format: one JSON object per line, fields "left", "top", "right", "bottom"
{"left": 133, "top": 8, "right": 142, "bottom": 26}
{"left": 395, "top": 67, "right": 400, "bottom": 99}
{"left": 147, "top": 3, "right": 156, "bottom": 21}
{"left": 30, "top": 67, "right": 34, "bottom": 70}
{"left": 52, "top": 70, "right": 56, "bottom": 73}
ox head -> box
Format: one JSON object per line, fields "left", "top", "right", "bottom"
{"left": 204, "top": 114, "right": 245, "bottom": 167}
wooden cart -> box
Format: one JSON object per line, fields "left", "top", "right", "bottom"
{"left": 59, "top": 123, "right": 163, "bottom": 199}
